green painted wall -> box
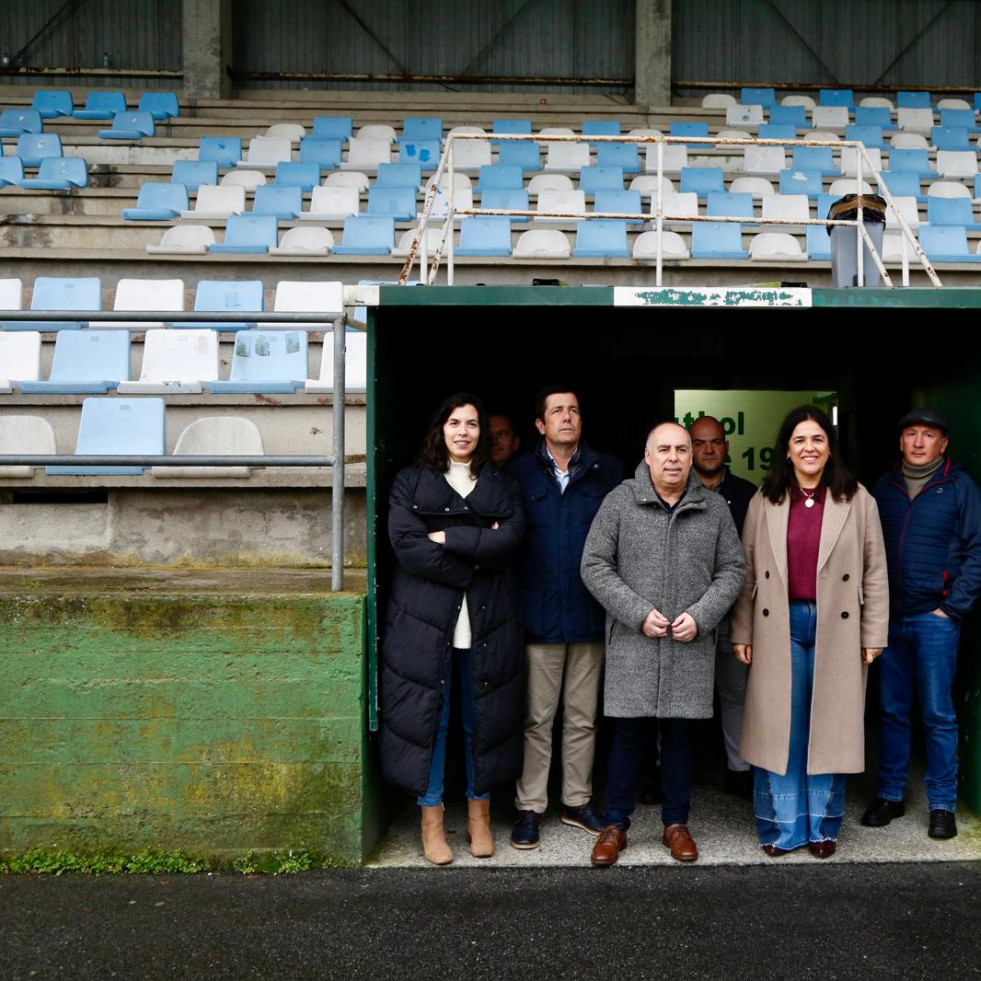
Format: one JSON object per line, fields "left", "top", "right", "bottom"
{"left": 0, "top": 572, "right": 372, "bottom": 865}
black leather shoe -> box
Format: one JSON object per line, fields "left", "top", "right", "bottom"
{"left": 928, "top": 809, "right": 957, "bottom": 840}
{"left": 510, "top": 809, "right": 543, "bottom": 849}
{"left": 860, "top": 798, "right": 906, "bottom": 827}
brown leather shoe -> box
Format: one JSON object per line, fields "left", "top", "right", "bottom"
{"left": 662, "top": 823, "right": 698, "bottom": 862}
{"left": 762, "top": 843, "right": 793, "bottom": 857}
{"left": 590, "top": 825, "right": 628, "bottom": 867}
{"left": 808, "top": 839, "right": 836, "bottom": 859}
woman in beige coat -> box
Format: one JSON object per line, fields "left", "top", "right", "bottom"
{"left": 730, "top": 406, "right": 888, "bottom": 858}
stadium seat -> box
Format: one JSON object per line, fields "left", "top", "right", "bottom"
{"left": 188, "top": 280, "right": 263, "bottom": 330}
{"left": 475, "top": 164, "right": 524, "bottom": 192}
{"left": 398, "top": 139, "right": 440, "bottom": 170}
{"left": 727, "top": 105, "right": 764, "bottom": 127}
{"left": 19, "top": 156, "right": 87, "bottom": 190}
{"left": 748, "top": 232, "right": 806, "bottom": 260}
{"left": 572, "top": 219, "right": 629, "bottom": 258}
{"left": 629, "top": 174, "right": 674, "bottom": 202}
{"left": 706, "top": 191, "right": 755, "bottom": 220}
{"left": 0, "top": 332, "right": 42, "bottom": 392}
{"left": 658, "top": 190, "right": 699, "bottom": 221}
{"left": 729, "top": 176, "right": 775, "bottom": 198}
{"left": 401, "top": 117, "right": 443, "bottom": 142}
{"left": 828, "top": 177, "right": 874, "bottom": 196}
{"left": 118, "top": 330, "right": 219, "bottom": 394}
{"left": 332, "top": 216, "right": 395, "bottom": 255}
{"left": 207, "top": 214, "right": 279, "bottom": 254}
{"left": 896, "top": 107, "right": 935, "bottom": 135}
{"left": 264, "top": 123, "right": 306, "bottom": 142}
{"left": 744, "top": 146, "right": 787, "bottom": 176}
{"left": 581, "top": 120, "right": 621, "bottom": 139}
{"left": 16, "top": 133, "right": 62, "bottom": 168}
{"left": 535, "top": 188, "right": 587, "bottom": 218}
{"left": 593, "top": 189, "right": 643, "bottom": 222}
{"left": 680, "top": 166, "right": 725, "bottom": 198}
{"left": 299, "top": 137, "right": 343, "bottom": 172}
{"left": 449, "top": 137, "right": 492, "bottom": 172}
{"left": 90, "top": 278, "right": 185, "bottom": 329}
{"left": 32, "top": 90, "right": 73, "bottom": 118}
{"left": 691, "top": 222, "right": 748, "bottom": 259}
{"left": 300, "top": 185, "right": 361, "bottom": 220}
{"left": 343, "top": 137, "right": 392, "bottom": 171}
{"left": 791, "top": 146, "right": 837, "bottom": 176}
{"left": 529, "top": 173, "right": 575, "bottom": 196}
{"left": 741, "top": 87, "right": 777, "bottom": 107}
{"left": 274, "top": 161, "right": 320, "bottom": 191}
{"left": 596, "top": 142, "right": 640, "bottom": 173}
{"left": 480, "top": 187, "right": 530, "bottom": 221}
{"left": 150, "top": 418, "right": 265, "bottom": 479}
{"left": 645, "top": 143, "right": 688, "bottom": 174}
{"left": 0, "top": 158, "right": 25, "bottom": 186}
{"left": 936, "top": 150, "right": 979, "bottom": 178}
{"left": 98, "top": 111, "right": 155, "bottom": 140}
{"left": 855, "top": 106, "right": 895, "bottom": 130}
{"left": 270, "top": 226, "right": 334, "bottom": 256}
{"left": 0, "top": 416, "right": 56, "bottom": 478}
{"left": 74, "top": 90, "right": 126, "bottom": 120}
{"left": 198, "top": 136, "right": 243, "bottom": 169}
{"left": 897, "top": 91, "right": 932, "bottom": 108}
{"left": 251, "top": 184, "right": 303, "bottom": 220}
{"left": 579, "top": 165, "right": 624, "bottom": 195}
{"left": 376, "top": 162, "right": 423, "bottom": 189}
{"left": 513, "top": 229, "right": 571, "bottom": 259}
{"left": 778, "top": 169, "right": 824, "bottom": 198}
{"left": 305, "top": 330, "right": 368, "bottom": 393}
{"left": 210, "top": 331, "right": 309, "bottom": 394}
{"left": 180, "top": 183, "right": 245, "bottom": 220}
{"left": 840, "top": 146, "right": 883, "bottom": 177}
{"left": 669, "top": 121, "right": 711, "bottom": 146}
{"left": 927, "top": 196, "right": 981, "bottom": 230}
{"left": 312, "top": 116, "right": 353, "bottom": 142}
{"left": 392, "top": 226, "right": 445, "bottom": 259}
{"left": 702, "top": 93, "right": 737, "bottom": 109}
{"left": 804, "top": 224, "right": 832, "bottom": 260}
{"left": 845, "top": 124, "right": 886, "bottom": 150}
{"left": 497, "top": 140, "right": 541, "bottom": 172}
{"left": 0, "top": 108, "right": 42, "bottom": 137}
{"left": 0, "top": 279, "right": 23, "bottom": 310}
{"left": 324, "top": 170, "right": 370, "bottom": 192}
{"left": 819, "top": 88, "right": 854, "bottom": 108}
{"left": 757, "top": 123, "right": 797, "bottom": 142}
{"left": 146, "top": 225, "right": 216, "bottom": 255}
{"left": 632, "top": 230, "right": 690, "bottom": 260}
{"left": 889, "top": 148, "right": 935, "bottom": 178}
{"left": 939, "top": 108, "right": 979, "bottom": 132}
{"left": 931, "top": 127, "right": 972, "bottom": 150}
{"left": 47, "top": 397, "right": 166, "bottom": 475}
{"left": 812, "top": 106, "right": 849, "bottom": 129}
{"left": 918, "top": 225, "right": 981, "bottom": 263}
{"left": 769, "top": 105, "right": 808, "bottom": 129}
{"left": 930, "top": 180, "right": 972, "bottom": 199}
{"left": 455, "top": 216, "right": 513, "bottom": 256}
{"left": 273, "top": 281, "right": 345, "bottom": 327}
{"left": 884, "top": 196, "right": 922, "bottom": 229}
{"left": 492, "top": 119, "right": 533, "bottom": 140}
{"left": 543, "top": 141, "right": 591, "bottom": 173}
{"left": 15, "top": 277, "right": 102, "bottom": 332}
{"left": 762, "top": 193, "right": 810, "bottom": 223}
{"left": 138, "top": 91, "right": 179, "bottom": 120}
{"left": 366, "top": 185, "right": 418, "bottom": 220}
{"left": 879, "top": 170, "right": 925, "bottom": 202}
{"left": 20, "top": 331, "right": 131, "bottom": 394}
{"left": 171, "top": 160, "right": 219, "bottom": 191}
{"left": 237, "top": 137, "right": 292, "bottom": 171}
{"left": 220, "top": 169, "right": 266, "bottom": 191}
{"left": 122, "top": 181, "right": 190, "bottom": 221}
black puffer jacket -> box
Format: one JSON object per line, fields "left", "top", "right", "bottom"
{"left": 380, "top": 464, "right": 526, "bottom": 798}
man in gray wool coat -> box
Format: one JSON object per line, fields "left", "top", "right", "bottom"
{"left": 580, "top": 421, "right": 746, "bottom": 865}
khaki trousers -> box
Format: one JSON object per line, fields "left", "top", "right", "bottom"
{"left": 514, "top": 641, "right": 603, "bottom": 813}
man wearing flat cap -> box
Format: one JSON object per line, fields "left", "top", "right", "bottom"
{"left": 862, "top": 409, "right": 981, "bottom": 840}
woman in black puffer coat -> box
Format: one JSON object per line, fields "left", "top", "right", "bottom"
{"left": 380, "top": 392, "right": 526, "bottom": 865}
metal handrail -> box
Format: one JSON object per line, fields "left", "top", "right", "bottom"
{"left": 398, "top": 131, "right": 943, "bottom": 288}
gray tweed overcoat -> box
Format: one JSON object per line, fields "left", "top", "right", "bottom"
{"left": 580, "top": 463, "right": 746, "bottom": 719}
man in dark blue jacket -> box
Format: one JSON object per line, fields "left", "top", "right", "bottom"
{"left": 863, "top": 408, "right": 981, "bottom": 840}
{"left": 508, "top": 386, "right": 623, "bottom": 849}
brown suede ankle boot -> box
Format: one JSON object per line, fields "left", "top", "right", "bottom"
{"left": 467, "top": 798, "right": 495, "bottom": 858}
{"left": 420, "top": 804, "right": 453, "bottom": 866}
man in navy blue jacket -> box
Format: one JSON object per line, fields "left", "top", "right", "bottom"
{"left": 863, "top": 408, "right": 981, "bottom": 840}
{"left": 508, "top": 386, "right": 623, "bottom": 849}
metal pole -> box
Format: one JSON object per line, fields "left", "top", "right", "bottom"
{"left": 332, "top": 317, "right": 346, "bottom": 592}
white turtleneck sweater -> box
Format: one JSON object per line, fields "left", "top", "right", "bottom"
{"left": 445, "top": 460, "right": 476, "bottom": 648}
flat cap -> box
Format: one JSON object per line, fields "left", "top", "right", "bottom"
{"left": 898, "top": 408, "right": 948, "bottom": 434}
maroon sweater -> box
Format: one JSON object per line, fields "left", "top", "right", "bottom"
{"left": 787, "top": 485, "right": 826, "bottom": 600}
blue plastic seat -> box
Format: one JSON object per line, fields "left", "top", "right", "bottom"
{"left": 768, "top": 105, "right": 808, "bottom": 129}
{"left": 0, "top": 158, "right": 25, "bottom": 186}
{"left": 274, "top": 161, "right": 320, "bottom": 192}
{"left": 572, "top": 219, "right": 629, "bottom": 258}
{"left": 47, "top": 397, "right": 166, "bottom": 475}
{"left": 16, "top": 133, "right": 62, "bottom": 168}
{"left": 691, "top": 222, "right": 748, "bottom": 259}
{"left": 757, "top": 123, "right": 797, "bottom": 142}
{"left": 0, "top": 108, "right": 42, "bottom": 138}
{"left": 401, "top": 117, "right": 443, "bottom": 142}
{"left": 680, "top": 166, "right": 725, "bottom": 198}
{"left": 138, "top": 91, "right": 179, "bottom": 120}
{"left": 820, "top": 89, "right": 854, "bottom": 108}
{"left": 210, "top": 331, "right": 310, "bottom": 394}
{"left": 171, "top": 160, "right": 218, "bottom": 191}
{"left": 596, "top": 142, "right": 640, "bottom": 173}
{"left": 706, "top": 191, "right": 755, "bottom": 220}
{"left": 855, "top": 106, "right": 895, "bottom": 130}
{"left": 298, "top": 137, "right": 342, "bottom": 172}
{"left": 879, "top": 170, "right": 925, "bottom": 202}
{"left": 975, "top": 174, "right": 981, "bottom": 200}
{"left": 252, "top": 184, "right": 303, "bottom": 220}
{"left": 475, "top": 164, "right": 524, "bottom": 192}
{"left": 888, "top": 148, "right": 934, "bottom": 178}
{"left": 790, "top": 146, "right": 837, "bottom": 176}
{"left": 332, "top": 216, "right": 395, "bottom": 255}
{"left": 207, "top": 214, "right": 278, "bottom": 254}
{"left": 918, "top": 225, "right": 981, "bottom": 263}
{"left": 741, "top": 87, "right": 776, "bottom": 107}
{"left": 21, "top": 331, "right": 131, "bottom": 394}
{"left": 198, "top": 136, "right": 242, "bottom": 169}
{"left": 492, "top": 119, "right": 533, "bottom": 143}
{"left": 19, "top": 156, "right": 88, "bottom": 190}
{"left": 32, "top": 90, "right": 73, "bottom": 118}
{"left": 6, "top": 277, "right": 102, "bottom": 332}
{"left": 927, "top": 196, "right": 981, "bottom": 230}
{"left": 939, "top": 108, "right": 979, "bottom": 132}
{"left": 73, "top": 91, "right": 126, "bottom": 120}
{"left": 582, "top": 120, "right": 621, "bottom": 140}
{"left": 931, "top": 126, "right": 971, "bottom": 150}
{"left": 312, "top": 116, "right": 353, "bottom": 142}
{"left": 398, "top": 139, "right": 441, "bottom": 169}
{"left": 844, "top": 124, "right": 886, "bottom": 150}
{"left": 366, "top": 185, "right": 417, "bottom": 220}
{"left": 98, "top": 111, "right": 155, "bottom": 140}
{"left": 975, "top": 94, "right": 981, "bottom": 113}
{"left": 497, "top": 140, "right": 541, "bottom": 172}
{"left": 805, "top": 224, "right": 832, "bottom": 260}
{"left": 897, "top": 91, "right": 932, "bottom": 109}
{"left": 188, "top": 280, "right": 263, "bottom": 330}
{"left": 121, "top": 182, "right": 189, "bottom": 220}
{"left": 593, "top": 189, "right": 644, "bottom": 223}
{"left": 670, "top": 121, "right": 711, "bottom": 146}
{"left": 375, "top": 162, "right": 423, "bottom": 188}
{"left": 456, "top": 216, "right": 513, "bottom": 256}
{"left": 580, "top": 166, "right": 624, "bottom": 194}
{"left": 779, "top": 168, "right": 824, "bottom": 198}
{"left": 479, "top": 188, "right": 530, "bottom": 221}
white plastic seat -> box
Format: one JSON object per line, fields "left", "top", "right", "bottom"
{"left": 632, "top": 229, "right": 689, "bottom": 259}
{"left": 451, "top": 139, "right": 492, "bottom": 171}
{"left": 645, "top": 143, "right": 687, "bottom": 174}
{"left": 301, "top": 185, "right": 361, "bottom": 219}
{"left": 936, "top": 150, "right": 979, "bottom": 178}
{"left": 897, "top": 107, "right": 935, "bottom": 135}
{"left": 744, "top": 146, "right": 786, "bottom": 176}
{"left": 717, "top": 129, "right": 752, "bottom": 141}
{"left": 889, "top": 132, "right": 929, "bottom": 149}
{"left": 0, "top": 278, "right": 23, "bottom": 310}
{"left": 527, "top": 173, "right": 574, "bottom": 196}
{"left": 811, "top": 105, "right": 849, "bottom": 129}
{"left": 828, "top": 177, "right": 874, "bottom": 196}
{"left": 804, "top": 131, "right": 840, "bottom": 143}
{"left": 91, "top": 278, "right": 185, "bottom": 329}
{"left": 237, "top": 137, "right": 292, "bottom": 171}
{"left": 427, "top": 172, "right": 473, "bottom": 192}
{"left": 885, "top": 196, "right": 921, "bottom": 229}
{"left": 0, "top": 416, "right": 56, "bottom": 477}
{"left": 882, "top": 229, "right": 910, "bottom": 262}
{"left": 0, "top": 332, "right": 42, "bottom": 392}
{"left": 393, "top": 226, "right": 446, "bottom": 258}
{"left": 927, "top": 180, "right": 973, "bottom": 199}
{"left": 428, "top": 184, "right": 473, "bottom": 217}
{"left": 356, "top": 124, "right": 396, "bottom": 142}
{"left": 726, "top": 105, "right": 763, "bottom": 127}
{"left": 748, "top": 231, "right": 806, "bottom": 260}
{"left": 761, "top": 193, "right": 810, "bottom": 223}
{"left": 274, "top": 280, "right": 344, "bottom": 329}
{"left": 543, "top": 141, "right": 591, "bottom": 173}
{"left": 860, "top": 96, "right": 895, "bottom": 110}
{"left": 782, "top": 95, "right": 816, "bottom": 109}
{"left": 151, "top": 417, "right": 264, "bottom": 479}
{"left": 146, "top": 225, "right": 216, "bottom": 254}
{"left": 840, "top": 146, "right": 882, "bottom": 177}
{"left": 305, "top": 330, "right": 367, "bottom": 393}
{"left": 181, "top": 183, "right": 246, "bottom": 219}
{"left": 535, "top": 188, "right": 586, "bottom": 218}
{"left": 629, "top": 175, "right": 674, "bottom": 201}
{"left": 264, "top": 123, "right": 305, "bottom": 142}
{"left": 117, "top": 329, "right": 219, "bottom": 394}
{"left": 703, "top": 93, "right": 737, "bottom": 109}
{"left": 447, "top": 126, "right": 486, "bottom": 137}
{"left": 937, "top": 98, "right": 972, "bottom": 110}
{"left": 658, "top": 190, "right": 699, "bottom": 221}
{"left": 513, "top": 229, "right": 571, "bottom": 258}
{"left": 729, "top": 176, "right": 775, "bottom": 198}
{"left": 220, "top": 169, "right": 267, "bottom": 190}
{"left": 324, "top": 170, "right": 370, "bottom": 192}
{"left": 344, "top": 138, "right": 392, "bottom": 171}
{"left": 269, "top": 226, "right": 334, "bottom": 256}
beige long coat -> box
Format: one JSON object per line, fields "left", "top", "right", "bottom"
{"left": 729, "top": 485, "right": 889, "bottom": 775}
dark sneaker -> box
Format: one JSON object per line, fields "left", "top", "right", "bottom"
{"left": 510, "top": 809, "right": 543, "bottom": 849}
{"left": 928, "top": 809, "right": 957, "bottom": 840}
{"left": 561, "top": 803, "right": 606, "bottom": 836}
{"left": 860, "top": 797, "right": 906, "bottom": 827}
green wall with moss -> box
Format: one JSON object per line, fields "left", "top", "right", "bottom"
{"left": 0, "top": 570, "right": 373, "bottom": 865}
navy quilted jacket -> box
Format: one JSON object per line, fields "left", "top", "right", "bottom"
{"left": 872, "top": 458, "right": 981, "bottom": 619}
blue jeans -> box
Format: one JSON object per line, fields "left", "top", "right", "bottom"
{"left": 876, "top": 611, "right": 961, "bottom": 812}
{"left": 418, "top": 648, "right": 489, "bottom": 807}
{"left": 603, "top": 717, "right": 693, "bottom": 828}
{"left": 754, "top": 601, "right": 846, "bottom": 849}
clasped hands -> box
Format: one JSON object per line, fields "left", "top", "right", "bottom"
{"left": 643, "top": 608, "right": 698, "bottom": 642}
{"left": 732, "top": 643, "right": 883, "bottom": 665}
{"left": 427, "top": 520, "right": 499, "bottom": 545}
